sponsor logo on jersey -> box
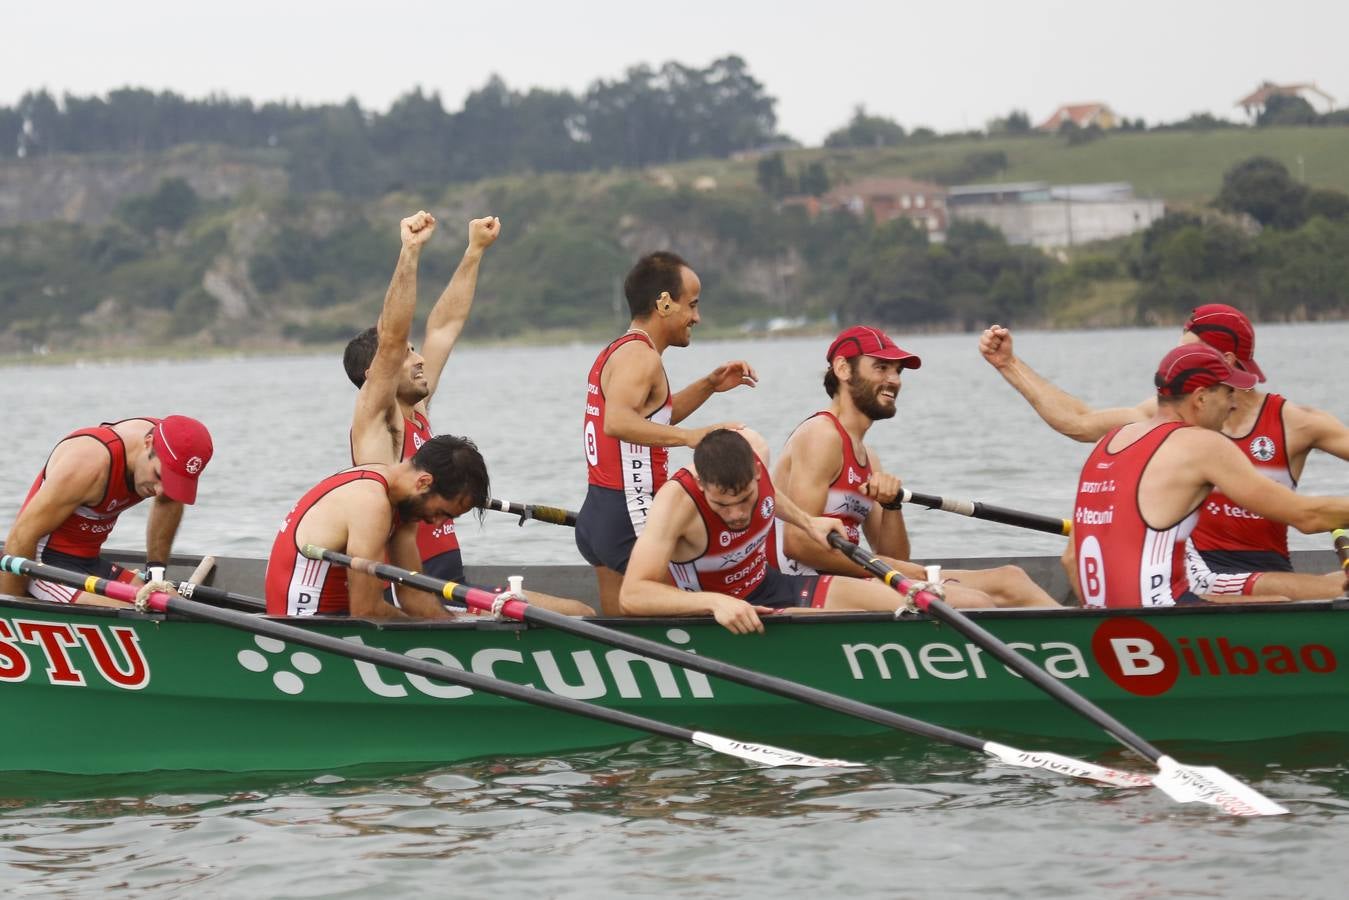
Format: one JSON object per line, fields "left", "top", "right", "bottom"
{"left": 1249, "top": 435, "right": 1276, "bottom": 462}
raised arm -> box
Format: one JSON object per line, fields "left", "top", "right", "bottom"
{"left": 419, "top": 216, "right": 501, "bottom": 404}
{"left": 602, "top": 343, "right": 739, "bottom": 448}
{"left": 980, "top": 325, "right": 1154, "bottom": 442}
{"left": 670, "top": 360, "right": 758, "bottom": 424}
{"left": 0, "top": 441, "right": 105, "bottom": 597}
{"left": 351, "top": 212, "right": 437, "bottom": 464}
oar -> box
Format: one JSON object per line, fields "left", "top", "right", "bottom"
{"left": 825, "top": 533, "right": 1288, "bottom": 817}
{"left": 0, "top": 554, "right": 857, "bottom": 771}
{"left": 485, "top": 498, "right": 577, "bottom": 528}
{"left": 185, "top": 555, "right": 217, "bottom": 586}
{"left": 303, "top": 543, "right": 1156, "bottom": 790}
{"left": 884, "top": 490, "right": 1070, "bottom": 537}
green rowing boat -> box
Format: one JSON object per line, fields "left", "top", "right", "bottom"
{"left": 0, "top": 550, "right": 1344, "bottom": 775}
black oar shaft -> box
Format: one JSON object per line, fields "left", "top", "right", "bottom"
{"left": 486, "top": 498, "right": 577, "bottom": 528}
{"left": 827, "top": 533, "right": 1163, "bottom": 763}
{"left": 313, "top": 545, "right": 988, "bottom": 754}
{"left": 889, "top": 490, "right": 1071, "bottom": 537}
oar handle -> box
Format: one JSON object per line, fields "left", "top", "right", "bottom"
{"left": 887, "top": 490, "right": 1071, "bottom": 537}
{"left": 824, "top": 532, "right": 1164, "bottom": 764}
{"left": 485, "top": 498, "right": 578, "bottom": 528}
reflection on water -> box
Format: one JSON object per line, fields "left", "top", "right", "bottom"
{"left": 4, "top": 736, "right": 1349, "bottom": 895}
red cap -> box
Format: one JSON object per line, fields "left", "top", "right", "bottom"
{"left": 1154, "top": 344, "right": 1258, "bottom": 397}
{"left": 825, "top": 326, "right": 921, "bottom": 369}
{"left": 1182, "top": 303, "right": 1265, "bottom": 383}
{"left": 152, "top": 416, "right": 213, "bottom": 504}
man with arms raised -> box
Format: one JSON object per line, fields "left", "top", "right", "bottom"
{"left": 266, "top": 435, "right": 487, "bottom": 619}
{"left": 345, "top": 210, "right": 498, "bottom": 583}
{"left": 1071, "top": 343, "right": 1349, "bottom": 607}
{"left": 771, "top": 326, "right": 1058, "bottom": 608}
{"left": 344, "top": 212, "right": 589, "bottom": 615}
{"left": 577, "top": 251, "right": 757, "bottom": 614}
{"left": 1, "top": 415, "right": 214, "bottom": 606}
{"left": 982, "top": 303, "right": 1348, "bottom": 599}
{"left": 621, "top": 428, "right": 990, "bottom": 634}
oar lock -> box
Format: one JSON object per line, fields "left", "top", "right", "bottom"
{"left": 490, "top": 575, "right": 528, "bottom": 617}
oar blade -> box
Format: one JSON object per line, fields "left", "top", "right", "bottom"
{"left": 982, "top": 741, "right": 1152, "bottom": 788}
{"left": 1153, "top": 756, "right": 1289, "bottom": 817}
{"left": 692, "top": 732, "right": 864, "bottom": 769}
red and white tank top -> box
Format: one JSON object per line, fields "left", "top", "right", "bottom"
{"left": 583, "top": 331, "right": 673, "bottom": 532}
{"left": 23, "top": 420, "right": 151, "bottom": 559}
{"left": 1073, "top": 422, "right": 1198, "bottom": 608}
{"left": 402, "top": 410, "right": 459, "bottom": 558}
{"left": 771, "top": 411, "right": 873, "bottom": 577}
{"left": 668, "top": 462, "right": 776, "bottom": 599}
{"left": 1191, "top": 394, "right": 1294, "bottom": 559}
{"left": 265, "top": 469, "right": 391, "bottom": 616}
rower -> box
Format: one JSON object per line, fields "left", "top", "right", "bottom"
{"left": 770, "top": 326, "right": 1059, "bottom": 607}
{"left": 265, "top": 435, "right": 483, "bottom": 619}
{"left": 575, "top": 251, "right": 758, "bottom": 615}
{"left": 619, "top": 427, "right": 992, "bottom": 635}
{"left": 341, "top": 212, "right": 590, "bottom": 616}
{"left": 344, "top": 210, "right": 496, "bottom": 584}
{"left": 982, "top": 303, "right": 1349, "bottom": 600}
{"left": 1, "top": 416, "right": 214, "bottom": 606}
{"left": 1069, "top": 343, "right": 1349, "bottom": 608}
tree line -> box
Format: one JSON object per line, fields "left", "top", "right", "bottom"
{"left": 1, "top": 56, "right": 781, "bottom": 196}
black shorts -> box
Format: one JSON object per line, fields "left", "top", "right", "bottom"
{"left": 1197, "top": 548, "right": 1293, "bottom": 574}
{"left": 744, "top": 568, "right": 832, "bottom": 609}
{"left": 423, "top": 548, "right": 465, "bottom": 584}
{"left": 575, "top": 484, "right": 643, "bottom": 573}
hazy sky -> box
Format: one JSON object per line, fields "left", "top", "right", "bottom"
{"left": 5, "top": 0, "right": 1345, "bottom": 145}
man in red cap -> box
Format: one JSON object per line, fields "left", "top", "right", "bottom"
{"left": 1, "top": 416, "right": 214, "bottom": 606}
{"left": 981, "top": 304, "right": 1349, "bottom": 600}
{"left": 1070, "top": 344, "right": 1349, "bottom": 607}
{"left": 770, "top": 326, "right": 1059, "bottom": 607}
{"left": 575, "top": 251, "right": 758, "bottom": 614}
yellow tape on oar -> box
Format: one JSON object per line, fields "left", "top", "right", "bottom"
{"left": 84, "top": 576, "right": 100, "bottom": 593}
{"left": 1334, "top": 528, "right": 1349, "bottom": 572}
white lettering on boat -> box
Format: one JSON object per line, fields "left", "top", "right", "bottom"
{"left": 337, "top": 630, "right": 715, "bottom": 701}
{"left": 0, "top": 617, "right": 149, "bottom": 689}
{"left": 842, "top": 639, "right": 1088, "bottom": 682}
{"left": 1092, "top": 617, "right": 1338, "bottom": 696}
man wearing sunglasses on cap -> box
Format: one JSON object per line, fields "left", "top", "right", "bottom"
{"left": 1070, "top": 344, "right": 1349, "bottom": 608}
{"left": 982, "top": 304, "right": 1349, "bottom": 601}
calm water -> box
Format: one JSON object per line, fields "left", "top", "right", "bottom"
{"left": 2, "top": 324, "right": 1348, "bottom": 897}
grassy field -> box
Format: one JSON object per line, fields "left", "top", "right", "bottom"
{"left": 664, "top": 127, "right": 1349, "bottom": 205}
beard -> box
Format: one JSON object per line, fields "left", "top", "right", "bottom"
{"left": 396, "top": 494, "right": 432, "bottom": 523}
{"left": 849, "top": 378, "right": 897, "bottom": 421}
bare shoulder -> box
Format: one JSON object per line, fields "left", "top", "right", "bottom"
{"left": 790, "top": 416, "right": 845, "bottom": 466}
{"left": 604, "top": 337, "right": 661, "bottom": 377}
{"left": 1283, "top": 399, "right": 1344, "bottom": 433}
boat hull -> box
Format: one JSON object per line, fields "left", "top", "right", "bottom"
{"left": 2, "top": 581, "right": 1346, "bottom": 774}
